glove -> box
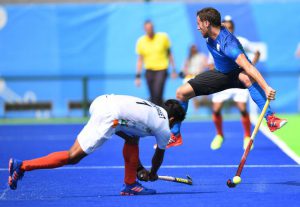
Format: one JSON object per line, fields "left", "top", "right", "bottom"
{"left": 137, "top": 167, "right": 150, "bottom": 182}
{"left": 148, "top": 170, "right": 158, "bottom": 182}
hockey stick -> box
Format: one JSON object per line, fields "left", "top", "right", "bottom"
{"left": 227, "top": 99, "right": 270, "bottom": 188}
{"left": 158, "top": 175, "right": 193, "bottom": 185}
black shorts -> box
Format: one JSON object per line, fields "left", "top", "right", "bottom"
{"left": 188, "top": 68, "right": 246, "bottom": 96}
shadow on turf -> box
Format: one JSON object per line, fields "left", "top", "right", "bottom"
{"left": 37, "top": 191, "right": 218, "bottom": 199}
{"left": 156, "top": 191, "right": 218, "bottom": 195}
{"left": 273, "top": 181, "right": 300, "bottom": 186}
{"left": 103, "top": 191, "right": 218, "bottom": 197}
{"left": 243, "top": 181, "right": 300, "bottom": 187}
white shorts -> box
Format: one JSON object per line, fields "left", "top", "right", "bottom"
{"left": 212, "top": 88, "right": 249, "bottom": 103}
{"left": 77, "top": 95, "right": 117, "bottom": 154}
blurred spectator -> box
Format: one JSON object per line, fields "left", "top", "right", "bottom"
{"left": 135, "top": 20, "right": 177, "bottom": 106}
{"left": 181, "top": 44, "right": 209, "bottom": 111}
{"left": 295, "top": 43, "right": 300, "bottom": 58}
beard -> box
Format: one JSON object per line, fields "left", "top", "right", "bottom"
{"left": 201, "top": 31, "right": 208, "bottom": 38}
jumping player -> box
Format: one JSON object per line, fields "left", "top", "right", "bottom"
{"left": 209, "top": 16, "right": 261, "bottom": 150}
{"left": 167, "top": 7, "right": 287, "bottom": 148}
{"left": 8, "top": 94, "right": 186, "bottom": 195}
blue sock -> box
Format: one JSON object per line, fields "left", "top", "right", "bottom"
{"left": 171, "top": 101, "right": 188, "bottom": 135}
{"left": 248, "top": 82, "right": 273, "bottom": 118}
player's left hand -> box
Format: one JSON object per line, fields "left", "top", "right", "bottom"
{"left": 266, "top": 86, "right": 276, "bottom": 100}
{"left": 137, "top": 168, "right": 150, "bottom": 182}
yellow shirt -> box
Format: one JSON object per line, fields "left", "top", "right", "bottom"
{"left": 136, "top": 32, "right": 171, "bottom": 71}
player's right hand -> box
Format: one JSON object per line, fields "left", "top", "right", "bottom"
{"left": 266, "top": 86, "right": 276, "bottom": 100}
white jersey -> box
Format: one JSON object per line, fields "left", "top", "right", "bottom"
{"left": 237, "top": 36, "right": 258, "bottom": 55}
{"left": 109, "top": 95, "right": 170, "bottom": 147}
{"left": 186, "top": 53, "right": 207, "bottom": 75}
{"left": 78, "top": 95, "right": 170, "bottom": 154}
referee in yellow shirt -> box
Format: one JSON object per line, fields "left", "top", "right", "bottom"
{"left": 135, "top": 20, "right": 177, "bottom": 106}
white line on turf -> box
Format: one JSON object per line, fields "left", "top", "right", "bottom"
{"left": 0, "top": 187, "right": 9, "bottom": 200}
{"left": 249, "top": 115, "right": 300, "bottom": 165}
{"left": 260, "top": 125, "right": 300, "bottom": 164}
{"left": 0, "top": 164, "right": 299, "bottom": 171}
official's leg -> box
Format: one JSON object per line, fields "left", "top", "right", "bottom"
{"left": 146, "top": 70, "right": 156, "bottom": 104}
{"left": 152, "top": 70, "right": 168, "bottom": 106}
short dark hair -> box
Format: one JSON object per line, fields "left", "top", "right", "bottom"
{"left": 197, "top": 7, "right": 221, "bottom": 27}
{"left": 144, "top": 19, "right": 152, "bottom": 25}
{"left": 162, "top": 99, "right": 186, "bottom": 123}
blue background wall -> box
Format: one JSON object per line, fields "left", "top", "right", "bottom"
{"left": 0, "top": 2, "right": 299, "bottom": 116}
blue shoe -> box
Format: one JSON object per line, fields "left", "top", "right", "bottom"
{"left": 120, "top": 181, "right": 156, "bottom": 195}
{"left": 8, "top": 158, "right": 24, "bottom": 190}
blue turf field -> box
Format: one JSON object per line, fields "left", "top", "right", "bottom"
{"left": 1, "top": 121, "right": 300, "bottom": 207}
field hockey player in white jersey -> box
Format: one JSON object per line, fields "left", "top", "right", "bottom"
{"left": 8, "top": 94, "right": 186, "bottom": 195}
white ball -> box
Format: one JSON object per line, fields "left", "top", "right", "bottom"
{"left": 233, "top": 176, "right": 242, "bottom": 184}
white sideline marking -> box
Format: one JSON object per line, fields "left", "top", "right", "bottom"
{"left": 260, "top": 125, "right": 300, "bottom": 164}
{"left": 0, "top": 164, "right": 299, "bottom": 171}
{"left": 0, "top": 188, "right": 9, "bottom": 200}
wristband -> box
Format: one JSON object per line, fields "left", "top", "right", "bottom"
{"left": 136, "top": 74, "right": 141, "bottom": 78}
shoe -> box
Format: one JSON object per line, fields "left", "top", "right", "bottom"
{"left": 8, "top": 158, "right": 24, "bottom": 190}
{"left": 120, "top": 181, "right": 156, "bottom": 196}
{"left": 267, "top": 114, "right": 288, "bottom": 132}
{"left": 153, "top": 133, "right": 183, "bottom": 149}
{"left": 166, "top": 133, "right": 183, "bottom": 149}
{"left": 210, "top": 135, "right": 223, "bottom": 150}
{"left": 243, "top": 136, "right": 254, "bottom": 151}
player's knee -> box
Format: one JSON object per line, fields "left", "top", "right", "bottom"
{"left": 213, "top": 111, "right": 221, "bottom": 116}
{"left": 68, "top": 157, "right": 81, "bottom": 165}
{"left": 244, "top": 79, "right": 252, "bottom": 87}
{"left": 240, "top": 110, "right": 248, "bottom": 116}
{"left": 176, "top": 88, "right": 187, "bottom": 101}
{"left": 239, "top": 73, "right": 254, "bottom": 87}
{"left": 68, "top": 152, "right": 85, "bottom": 165}
{"left": 125, "top": 139, "right": 139, "bottom": 145}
